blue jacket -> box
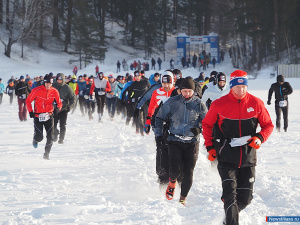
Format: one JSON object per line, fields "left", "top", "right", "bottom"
{"left": 84, "top": 83, "right": 96, "bottom": 103}
{"left": 155, "top": 95, "right": 207, "bottom": 143}
{"left": 149, "top": 74, "right": 160, "bottom": 85}
{"left": 31, "top": 81, "right": 37, "bottom": 90}
{"left": 120, "top": 81, "right": 133, "bottom": 100}
{"left": 77, "top": 81, "right": 87, "bottom": 96}
{"left": 0, "top": 83, "right": 5, "bottom": 94}
{"left": 114, "top": 82, "right": 125, "bottom": 98}
{"left": 136, "top": 83, "right": 161, "bottom": 109}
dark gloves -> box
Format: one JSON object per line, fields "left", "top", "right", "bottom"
{"left": 144, "top": 118, "right": 151, "bottom": 134}
{"left": 54, "top": 107, "right": 60, "bottom": 116}
{"left": 155, "top": 136, "right": 164, "bottom": 148}
{"left": 133, "top": 108, "right": 139, "bottom": 118}
{"left": 190, "top": 127, "right": 201, "bottom": 136}
{"left": 65, "top": 107, "right": 70, "bottom": 113}
{"left": 144, "top": 124, "right": 151, "bottom": 134}
{"left": 267, "top": 100, "right": 271, "bottom": 105}
{"left": 206, "top": 98, "right": 212, "bottom": 109}
{"left": 29, "top": 111, "right": 35, "bottom": 118}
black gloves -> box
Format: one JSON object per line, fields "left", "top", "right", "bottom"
{"left": 155, "top": 136, "right": 164, "bottom": 148}
{"left": 65, "top": 107, "right": 70, "bottom": 113}
{"left": 144, "top": 124, "right": 151, "bottom": 134}
{"left": 206, "top": 98, "right": 212, "bottom": 109}
{"left": 267, "top": 100, "right": 271, "bottom": 105}
{"left": 190, "top": 127, "right": 201, "bottom": 136}
{"left": 54, "top": 107, "right": 60, "bottom": 116}
{"left": 29, "top": 112, "right": 35, "bottom": 118}
{"left": 133, "top": 109, "right": 139, "bottom": 118}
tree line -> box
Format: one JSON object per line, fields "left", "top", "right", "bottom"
{"left": 0, "top": 0, "right": 299, "bottom": 71}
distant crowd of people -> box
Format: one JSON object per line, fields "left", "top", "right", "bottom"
{"left": 112, "top": 49, "right": 225, "bottom": 73}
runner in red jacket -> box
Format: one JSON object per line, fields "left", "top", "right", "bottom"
{"left": 144, "top": 73, "right": 175, "bottom": 133}
{"left": 144, "top": 71, "right": 175, "bottom": 186}
{"left": 202, "top": 70, "right": 274, "bottom": 225}
{"left": 26, "top": 74, "right": 62, "bottom": 160}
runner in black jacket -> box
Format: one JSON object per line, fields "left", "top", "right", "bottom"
{"left": 126, "top": 71, "right": 151, "bottom": 135}
{"left": 267, "top": 75, "right": 293, "bottom": 132}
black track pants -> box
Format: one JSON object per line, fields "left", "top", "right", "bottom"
{"left": 33, "top": 117, "right": 54, "bottom": 153}
{"left": 168, "top": 141, "right": 199, "bottom": 197}
{"left": 96, "top": 95, "right": 106, "bottom": 115}
{"left": 275, "top": 105, "right": 288, "bottom": 130}
{"left": 54, "top": 111, "right": 68, "bottom": 141}
{"left": 218, "top": 164, "right": 255, "bottom": 225}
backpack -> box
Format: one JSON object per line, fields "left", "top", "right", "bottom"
{"left": 193, "top": 80, "right": 202, "bottom": 99}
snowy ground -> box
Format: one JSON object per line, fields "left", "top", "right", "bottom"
{"left": 1, "top": 37, "right": 300, "bottom": 224}
{"left": 1, "top": 79, "right": 300, "bottom": 225}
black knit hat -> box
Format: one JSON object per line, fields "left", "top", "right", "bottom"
{"left": 44, "top": 74, "right": 53, "bottom": 83}
{"left": 173, "top": 69, "right": 182, "bottom": 79}
{"left": 210, "top": 71, "right": 218, "bottom": 77}
{"left": 181, "top": 76, "right": 195, "bottom": 90}
{"left": 175, "top": 79, "right": 182, "bottom": 90}
{"left": 277, "top": 75, "right": 284, "bottom": 83}
{"left": 217, "top": 72, "right": 226, "bottom": 82}
{"left": 198, "top": 72, "right": 205, "bottom": 82}
{"left": 134, "top": 70, "right": 141, "bottom": 76}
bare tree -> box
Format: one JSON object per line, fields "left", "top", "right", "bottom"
{"left": 0, "top": 0, "right": 3, "bottom": 24}
{"left": 64, "top": 0, "right": 72, "bottom": 52}
{"left": 52, "top": 0, "right": 59, "bottom": 37}
{"left": 5, "top": 0, "right": 9, "bottom": 30}
{"left": 0, "top": 0, "right": 45, "bottom": 58}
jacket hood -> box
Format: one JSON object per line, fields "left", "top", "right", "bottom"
{"left": 277, "top": 75, "right": 284, "bottom": 83}
{"left": 56, "top": 73, "right": 66, "bottom": 85}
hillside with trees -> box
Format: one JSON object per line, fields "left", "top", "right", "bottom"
{"left": 0, "top": 0, "right": 299, "bottom": 71}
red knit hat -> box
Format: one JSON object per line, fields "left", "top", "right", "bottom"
{"left": 229, "top": 70, "right": 248, "bottom": 88}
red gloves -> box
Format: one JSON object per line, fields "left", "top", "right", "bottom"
{"left": 145, "top": 118, "right": 151, "bottom": 126}
{"left": 144, "top": 119, "right": 151, "bottom": 134}
{"left": 248, "top": 136, "right": 262, "bottom": 149}
{"left": 208, "top": 149, "right": 217, "bottom": 161}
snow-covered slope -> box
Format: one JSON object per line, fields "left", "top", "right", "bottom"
{"left": 0, "top": 31, "right": 300, "bottom": 224}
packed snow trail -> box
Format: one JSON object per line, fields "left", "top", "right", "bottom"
{"left": 0, "top": 88, "right": 300, "bottom": 224}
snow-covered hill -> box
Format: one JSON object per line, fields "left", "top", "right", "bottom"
{"left": 1, "top": 32, "right": 300, "bottom": 224}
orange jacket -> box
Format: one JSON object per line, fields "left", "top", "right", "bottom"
{"left": 26, "top": 85, "right": 62, "bottom": 115}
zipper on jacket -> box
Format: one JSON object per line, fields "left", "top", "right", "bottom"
{"left": 183, "top": 101, "right": 187, "bottom": 134}
{"left": 238, "top": 99, "right": 242, "bottom": 168}
{"left": 219, "top": 139, "right": 227, "bottom": 155}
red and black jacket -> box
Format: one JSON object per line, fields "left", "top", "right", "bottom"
{"left": 26, "top": 85, "right": 62, "bottom": 116}
{"left": 202, "top": 90, "right": 274, "bottom": 168}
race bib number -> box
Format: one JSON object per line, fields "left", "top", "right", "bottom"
{"left": 98, "top": 91, "right": 105, "bottom": 95}
{"left": 79, "top": 91, "right": 83, "bottom": 96}
{"left": 39, "top": 113, "right": 50, "bottom": 122}
{"left": 279, "top": 100, "right": 287, "bottom": 107}
{"left": 8, "top": 90, "right": 13, "bottom": 93}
